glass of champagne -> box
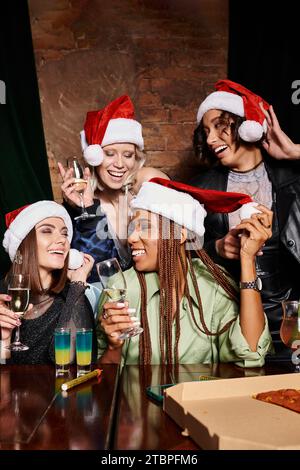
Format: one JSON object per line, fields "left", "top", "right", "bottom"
{"left": 280, "top": 300, "right": 300, "bottom": 372}
{"left": 7, "top": 274, "right": 30, "bottom": 351}
{"left": 96, "top": 258, "right": 143, "bottom": 340}
{"left": 67, "top": 157, "right": 96, "bottom": 220}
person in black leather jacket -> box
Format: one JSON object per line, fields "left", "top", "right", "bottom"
{"left": 191, "top": 79, "right": 300, "bottom": 359}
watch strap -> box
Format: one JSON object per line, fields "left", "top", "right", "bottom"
{"left": 239, "top": 278, "right": 261, "bottom": 292}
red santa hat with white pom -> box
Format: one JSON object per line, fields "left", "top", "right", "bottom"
{"left": 80, "top": 95, "right": 144, "bottom": 167}
{"left": 197, "top": 79, "right": 270, "bottom": 142}
{"left": 131, "top": 177, "right": 261, "bottom": 240}
{"left": 3, "top": 201, "right": 84, "bottom": 270}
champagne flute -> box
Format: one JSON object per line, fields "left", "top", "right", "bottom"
{"left": 280, "top": 300, "right": 300, "bottom": 372}
{"left": 96, "top": 258, "right": 143, "bottom": 340}
{"left": 67, "top": 157, "right": 96, "bottom": 220}
{"left": 6, "top": 274, "right": 30, "bottom": 351}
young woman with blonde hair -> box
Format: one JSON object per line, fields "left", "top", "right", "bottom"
{"left": 59, "top": 95, "right": 168, "bottom": 282}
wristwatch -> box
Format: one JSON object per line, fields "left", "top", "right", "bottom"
{"left": 239, "top": 277, "right": 262, "bottom": 292}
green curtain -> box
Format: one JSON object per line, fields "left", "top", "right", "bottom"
{"left": 0, "top": 1, "right": 53, "bottom": 277}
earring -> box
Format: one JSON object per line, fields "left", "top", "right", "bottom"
{"left": 14, "top": 250, "right": 23, "bottom": 265}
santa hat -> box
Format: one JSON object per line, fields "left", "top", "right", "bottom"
{"left": 131, "top": 178, "right": 258, "bottom": 238}
{"left": 196, "top": 79, "right": 270, "bottom": 142}
{"left": 3, "top": 201, "right": 84, "bottom": 270}
{"left": 80, "top": 95, "right": 144, "bottom": 166}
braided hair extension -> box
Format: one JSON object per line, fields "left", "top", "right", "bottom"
{"left": 195, "top": 249, "right": 239, "bottom": 303}
{"left": 137, "top": 271, "right": 152, "bottom": 365}
{"left": 136, "top": 217, "right": 182, "bottom": 365}
{"left": 158, "top": 216, "right": 182, "bottom": 365}
{"left": 178, "top": 247, "right": 218, "bottom": 336}
{"left": 184, "top": 249, "right": 238, "bottom": 336}
{"left": 158, "top": 218, "right": 167, "bottom": 365}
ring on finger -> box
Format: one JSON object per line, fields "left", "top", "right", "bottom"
{"left": 102, "top": 311, "right": 108, "bottom": 320}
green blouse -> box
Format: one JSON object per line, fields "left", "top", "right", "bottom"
{"left": 97, "top": 259, "right": 272, "bottom": 367}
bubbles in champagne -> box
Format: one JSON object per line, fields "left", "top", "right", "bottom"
{"left": 8, "top": 288, "right": 30, "bottom": 315}
{"left": 104, "top": 288, "right": 127, "bottom": 303}
{"left": 73, "top": 178, "right": 87, "bottom": 194}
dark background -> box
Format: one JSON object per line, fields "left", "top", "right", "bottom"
{"left": 229, "top": 0, "right": 300, "bottom": 142}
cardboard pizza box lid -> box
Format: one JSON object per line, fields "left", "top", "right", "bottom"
{"left": 164, "top": 373, "right": 300, "bottom": 450}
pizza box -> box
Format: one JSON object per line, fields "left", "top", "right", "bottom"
{"left": 164, "top": 373, "right": 300, "bottom": 450}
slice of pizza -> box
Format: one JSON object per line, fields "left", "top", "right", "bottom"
{"left": 254, "top": 388, "right": 300, "bottom": 413}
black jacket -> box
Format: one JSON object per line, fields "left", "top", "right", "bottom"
{"left": 190, "top": 155, "right": 300, "bottom": 355}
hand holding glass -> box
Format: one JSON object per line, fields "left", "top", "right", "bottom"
{"left": 280, "top": 300, "right": 300, "bottom": 372}
{"left": 96, "top": 258, "right": 143, "bottom": 340}
{"left": 67, "top": 157, "right": 96, "bottom": 220}
{"left": 7, "top": 274, "right": 30, "bottom": 351}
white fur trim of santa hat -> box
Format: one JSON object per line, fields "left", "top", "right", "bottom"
{"left": 102, "top": 118, "right": 144, "bottom": 150}
{"left": 196, "top": 91, "right": 266, "bottom": 142}
{"left": 81, "top": 118, "right": 144, "bottom": 167}
{"left": 3, "top": 201, "right": 73, "bottom": 263}
{"left": 131, "top": 182, "right": 207, "bottom": 237}
{"left": 197, "top": 91, "right": 244, "bottom": 123}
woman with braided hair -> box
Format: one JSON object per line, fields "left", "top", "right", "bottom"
{"left": 97, "top": 179, "right": 272, "bottom": 366}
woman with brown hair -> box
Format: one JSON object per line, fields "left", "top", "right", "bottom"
{"left": 97, "top": 179, "right": 272, "bottom": 367}
{"left": 0, "top": 201, "right": 96, "bottom": 364}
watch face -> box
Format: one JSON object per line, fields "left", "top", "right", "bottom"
{"left": 257, "top": 277, "right": 262, "bottom": 291}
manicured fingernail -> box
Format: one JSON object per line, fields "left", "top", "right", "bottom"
{"left": 127, "top": 308, "right": 136, "bottom": 314}
{"left": 5, "top": 295, "right": 11, "bottom": 300}
{"left": 116, "top": 303, "right": 125, "bottom": 307}
{"left": 132, "top": 321, "right": 140, "bottom": 327}
{"left": 130, "top": 316, "right": 139, "bottom": 321}
{"left": 110, "top": 332, "right": 118, "bottom": 337}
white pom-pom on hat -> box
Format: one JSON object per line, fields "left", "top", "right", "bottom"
{"left": 83, "top": 144, "right": 104, "bottom": 166}
{"left": 239, "top": 202, "right": 261, "bottom": 221}
{"left": 238, "top": 121, "right": 264, "bottom": 143}
{"left": 80, "top": 130, "right": 104, "bottom": 167}
{"left": 68, "top": 249, "right": 84, "bottom": 270}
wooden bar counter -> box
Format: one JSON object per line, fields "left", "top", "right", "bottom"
{"left": 0, "top": 360, "right": 293, "bottom": 451}
{"left": 0, "top": 363, "right": 119, "bottom": 450}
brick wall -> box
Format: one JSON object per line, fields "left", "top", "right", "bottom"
{"left": 29, "top": 0, "right": 228, "bottom": 201}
